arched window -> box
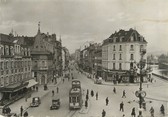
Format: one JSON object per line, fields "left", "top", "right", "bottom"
{"left": 130, "top": 45, "right": 134, "bottom": 51}
{"left": 130, "top": 54, "right": 134, "bottom": 60}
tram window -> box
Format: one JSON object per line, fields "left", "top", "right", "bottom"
{"left": 72, "top": 97, "right": 76, "bottom": 102}
{"left": 77, "top": 97, "right": 79, "bottom": 102}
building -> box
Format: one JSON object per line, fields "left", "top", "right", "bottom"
{"left": 31, "top": 23, "right": 62, "bottom": 84}
{"left": 102, "top": 28, "right": 147, "bottom": 82}
{"left": 94, "top": 44, "right": 102, "bottom": 77}
{"left": 0, "top": 33, "right": 33, "bottom": 106}
{"left": 75, "top": 49, "right": 80, "bottom": 66}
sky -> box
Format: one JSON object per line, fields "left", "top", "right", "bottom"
{"left": 0, "top": 0, "right": 168, "bottom": 54}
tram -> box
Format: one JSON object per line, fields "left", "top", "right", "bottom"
{"left": 72, "top": 79, "right": 81, "bottom": 89}
{"left": 69, "top": 79, "right": 82, "bottom": 110}
{"left": 69, "top": 87, "right": 82, "bottom": 110}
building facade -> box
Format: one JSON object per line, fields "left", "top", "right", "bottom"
{"left": 31, "top": 24, "right": 62, "bottom": 85}
{"left": 102, "top": 28, "right": 147, "bottom": 82}
{"left": 0, "top": 33, "right": 32, "bottom": 106}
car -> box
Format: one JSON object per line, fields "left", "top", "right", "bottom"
{"left": 50, "top": 97, "right": 60, "bottom": 110}
{"left": 95, "top": 77, "right": 102, "bottom": 84}
{"left": 30, "top": 97, "right": 41, "bottom": 107}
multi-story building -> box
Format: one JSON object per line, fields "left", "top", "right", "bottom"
{"left": 94, "top": 44, "right": 102, "bottom": 77}
{"left": 102, "top": 28, "right": 147, "bottom": 82}
{"left": 30, "top": 23, "right": 62, "bottom": 84}
{"left": 0, "top": 33, "right": 32, "bottom": 105}
{"left": 75, "top": 49, "right": 80, "bottom": 66}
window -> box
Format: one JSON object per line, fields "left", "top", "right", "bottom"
{"left": 0, "top": 45, "right": 4, "bottom": 55}
{"left": 113, "top": 54, "right": 115, "bottom": 60}
{"left": 113, "top": 63, "right": 115, "bottom": 70}
{"left": 130, "top": 45, "right": 134, "bottom": 51}
{"left": 0, "top": 62, "right": 4, "bottom": 70}
{"left": 119, "top": 54, "right": 122, "bottom": 60}
{"left": 140, "top": 45, "right": 144, "bottom": 52}
{"left": 113, "top": 45, "right": 116, "bottom": 51}
{"left": 119, "top": 63, "right": 122, "bottom": 70}
{"left": 5, "top": 45, "right": 9, "bottom": 55}
{"left": 0, "top": 77, "right": 4, "bottom": 86}
{"left": 130, "top": 54, "right": 134, "bottom": 60}
{"left": 42, "top": 61, "right": 45, "bottom": 66}
{"left": 119, "top": 45, "right": 122, "bottom": 51}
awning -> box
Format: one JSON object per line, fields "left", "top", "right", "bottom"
{"left": 26, "top": 79, "right": 38, "bottom": 88}
{"left": 0, "top": 82, "right": 28, "bottom": 92}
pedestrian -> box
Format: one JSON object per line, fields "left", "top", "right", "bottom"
{"left": 87, "top": 89, "right": 89, "bottom": 95}
{"left": 150, "top": 107, "right": 154, "bottom": 117}
{"left": 120, "top": 102, "right": 124, "bottom": 112}
{"left": 122, "top": 90, "right": 126, "bottom": 98}
{"left": 63, "top": 78, "right": 64, "bottom": 83}
{"left": 52, "top": 90, "right": 54, "bottom": 96}
{"left": 160, "top": 104, "right": 165, "bottom": 115}
{"left": 86, "top": 94, "right": 89, "bottom": 100}
{"left": 131, "top": 107, "right": 136, "bottom": 117}
{"left": 23, "top": 111, "right": 28, "bottom": 117}
{"left": 57, "top": 87, "right": 59, "bottom": 93}
{"left": 102, "top": 109, "right": 106, "bottom": 117}
{"left": 122, "top": 114, "right": 125, "bottom": 117}
{"left": 96, "top": 92, "right": 98, "bottom": 100}
{"left": 85, "top": 100, "right": 88, "bottom": 108}
{"left": 113, "top": 87, "right": 116, "bottom": 94}
{"left": 106, "top": 97, "right": 109, "bottom": 106}
{"left": 52, "top": 79, "right": 54, "bottom": 83}
{"left": 91, "top": 90, "right": 94, "bottom": 97}
{"left": 20, "top": 106, "right": 23, "bottom": 117}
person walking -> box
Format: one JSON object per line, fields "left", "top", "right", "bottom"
{"left": 150, "top": 107, "right": 154, "bottom": 117}
{"left": 23, "top": 111, "right": 28, "bottom": 117}
{"left": 160, "top": 104, "right": 165, "bottom": 115}
{"left": 106, "top": 97, "right": 109, "bottom": 106}
{"left": 96, "top": 92, "right": 98, "bottom": 100}
{"left": 131, "top": 107, "right": 136, "bottom": 117}
{"left": 91, "top": 90, "right": 94, "bottom": 97}
{"left": 122, "top": 90, "right": 126, "bottom": 98}
{"left": 63, "top": 78, "right": 65, "bottom": 83}
{"left": 120, "top": 102, "right": 124, "bottom": 112}
{"left": 57, "top": 87, "right": 59, "bottom": 93}
{"left": 85, "top": 100, "right": 88, "bottom": 108}
{"left": 52, "top": 90, "right": 54, "bottom": 96}
{"left": 113, "top": 87, "right": 116, "bottom": 94}
{"left": 86, "top": 94, "right": 89, "bottom": 100}
{"left": 87, "top": 89, "right": 89, "bottom": 95}
{"left": 20, "top": 106, "right": 23, "bottom": 117}
{"left": 102, "top": 109, "right": 106, "bottom": 117}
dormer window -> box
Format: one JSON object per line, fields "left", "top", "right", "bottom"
{"left": 130, "top": 36, "right": 134, "bottom": 42}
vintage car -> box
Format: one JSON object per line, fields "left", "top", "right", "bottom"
{"left": 95, "top": 77, "right": 102, "bottom": 84}
{"left": 50, "top": 97, "right": 60, "bottom": 110}
{"left": 30, "top": 97, "right": 41, "bottom": 107}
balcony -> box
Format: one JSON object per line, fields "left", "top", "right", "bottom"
{"left": 32, "top": 65, "right": 48, "bottom": 70}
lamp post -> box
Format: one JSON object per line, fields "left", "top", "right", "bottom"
{"left": 135, "top": 49, "right": 147, "bottom": 117}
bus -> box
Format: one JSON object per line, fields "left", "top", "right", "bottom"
{"left": 69, "top": 87, "right": 82, "bottom": 110}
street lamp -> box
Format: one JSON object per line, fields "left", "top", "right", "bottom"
{"left": 135, "top": 48, "right": 147, "bottom": 117}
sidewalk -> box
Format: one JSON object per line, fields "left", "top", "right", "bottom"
{"left": 0, "top": 77, "right": 62, "bottom": 116}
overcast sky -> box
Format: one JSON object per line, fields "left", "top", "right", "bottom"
{"left": 0, "top": 0, "right": 168, "bottom": 54}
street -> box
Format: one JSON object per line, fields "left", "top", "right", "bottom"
{"left": 25, "top": 65, "right": 168, "bottom": 117}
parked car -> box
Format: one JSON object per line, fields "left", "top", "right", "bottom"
{"left": 95, "top": 77, "right": 102, "bottom": 84}
{"left": 50, "top": 97, "right": 60, "bottom": 110}
{"left": 30, "top": 97, "right": 41, "bottom": 107}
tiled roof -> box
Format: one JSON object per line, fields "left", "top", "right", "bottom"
{"left": 103, "top": 28, "right": 147, "bottom": 45}
{"left": 0, "top": 33, "right": 15, "bottom": 44}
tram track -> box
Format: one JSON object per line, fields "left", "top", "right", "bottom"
{"left": 65, "top": 109, "right": 78, "bottom": 117}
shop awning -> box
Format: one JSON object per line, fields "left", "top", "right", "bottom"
{"left": 0, "top": 82, "right": 28, "bottom": 93}
{"left": 26, "top": 79, "right": 38, "bottom": 88}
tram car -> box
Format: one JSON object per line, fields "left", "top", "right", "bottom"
{"left": 72, "top": 79, "right": 81, "bottom": 89}
{"left": 69, "top": 87, "right": 82, "bottom": 110}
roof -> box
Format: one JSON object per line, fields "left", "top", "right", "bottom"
{"left": 103, "top": 28, "right": 147, "bottom": 45}
{"left": 0, "top": 33, "right": 15, "bottom": 44}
